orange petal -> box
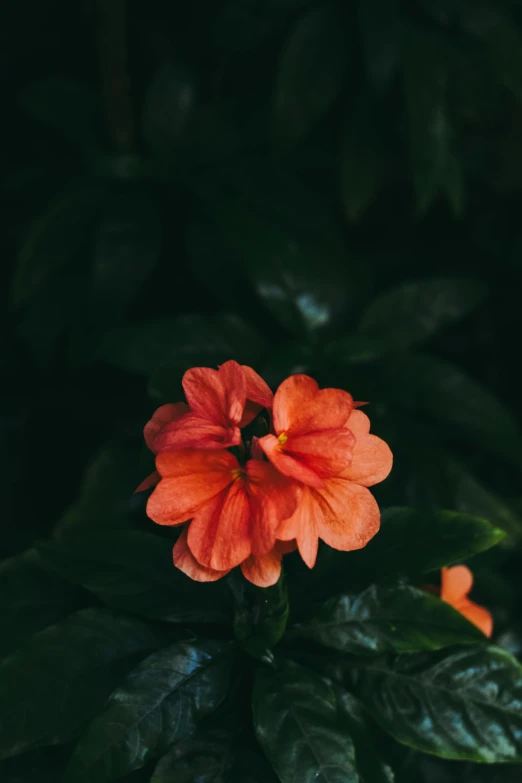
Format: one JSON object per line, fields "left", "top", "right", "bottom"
{"left": 341, "top": 410, "right": 393, "bottom": 487}
{"left": 134, "top": 470, "right": 160, "bottom": 493}
{"left": 153, "top": 412, "right": 240, "bottom": 451}
{"left": 173, "top": 528, "right": 230, "bottom": 582}
{"left": 143, "top": 403, "right": 189, "bottom": 453}
{"left": 272, "top": 375, "right": 353, "bottom": 436}
{"left": 441, "top": 565, "right": 473, "bottom": 603}
{"left": 187, "top": 480, "right": 251, "bottom": 570}
{"left": 146, "top": 450, "right": 237, "bottom": 525}
{"left": 245, "top": 460, "right": 301, "bottom": 556}
{"left": 278, "top": 486, "right": 320, "bottom": 568}
{"left": 312, "top": 478, "right": 381, "bottom": 553}
{"left": 457, "top": 598, "right": 493, "bottom": 638}
{"left": 241, "top": 548, "right": 282, "bottom": 587}
{"left": 182, "top": 360, "right": 246, "bottom": 427}
{"left": 259, "top": 434, "right": 326, "bottom": 489}
{"left": 243, "top": 365, "right": 273, "bottom": 405}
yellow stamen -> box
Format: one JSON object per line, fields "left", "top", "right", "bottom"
{"left": 231, "top": 468, "right": 245, "bottom": 481}
{"left": 278, "top": 432, "right": 288, "bottom": 447}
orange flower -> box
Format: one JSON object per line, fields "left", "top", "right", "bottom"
{"left": 146, "top": 449, "right": 299, "bottom": 578}
{"left": 440, "top": 565, "right": 493, "bottom": 638}
{"left": 152, "top": 360, "right": 272, "bottom": 452}
{"left": 259, "top": 376, "right": 392, "bottom": 567}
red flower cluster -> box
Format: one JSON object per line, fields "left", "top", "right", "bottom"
{"left": 138, "top": 361, "right": 392, "bottom": 587}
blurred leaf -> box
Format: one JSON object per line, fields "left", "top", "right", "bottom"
{"left": 0, "top": 610, "right": 162, "bottom": 760}
{"left": 292, "top": 585, "right": 482, "bottom": 655}
{"left": 357, "top": 0, "right": 403, "bottom": 92}
{"left": 443, "top": 153, "right": 465, "bottom": 217}
{"left": 100, "top": 313, "right": 265, "bottom": 378}
{"left": 324, "top": 334, "right": 388, "bottom": 364}
{"left": 0, "top": 549, "right": 77, "bottom": 657}
{"left": 360, "top": 645, "right": 522, "bottom": 762}
{"left": 142, "top": 60, "right": 197, "bottom": 153}
{"left": 38, "top": 531, "right": 232, "bottom": 625}
{"left": 341, "top": 102, "right": 380, "bottom": 223}
{"left": 212, "top": 0, "right": 307, "bottom": 52}
{"left": 386, "top": 354, "right": 522, "bottom": 463}
{"left": 11, "top": 179, "right": 102, "bottom": 308}
{"left": 231, "top": 572, "right": 289, "bottom": 660}
{"left": 274, "top": 6, "right": 348, "bottom": 146}
{"left": 466, "top": 9, "right": 522, "bottom": 103}
{"left": 260, "top": 341, "right": 316, "bottom": 388}
{"left": 402, "top": 29, "right": 451, "bottom": 214}
{"left": 64, "top": 639, "right": 236, "bottom": 782}
{"left": 359, "top": 278, "right": 487, "bottom": 349}
{"left": 18, "top": 77, "right": 102, "bottom": 151}
{"left": 253, "top": 660, "right": 358, "bottom": 783}
{"left": 335, "top": 690, "right": 394, "bottom": 783}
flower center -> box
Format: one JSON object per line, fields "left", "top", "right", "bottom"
{"left": 278, "top": 432, "right": 288, "bottom": 447}
{"left": 231, "top": 467, "right": 246, "bottom": 481}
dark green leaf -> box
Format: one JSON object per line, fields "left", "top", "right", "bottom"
{"left": 335, "top": 690, "right": 394, "bottom": 783}
{"left": 142, "top": 60, "right": 197, "bottom": 152}
{"left": 0, "top": 549, "right": 77, "bottom": 657}
{"left": 346, "top": 507, "right": 505, "bottom": 582}
{"left": 253, "top": 660, "right": 359, "bottom": 783}
{"left": 274, "top": 6, "right": 348, "bottom": 146}
{"left": 231, "top": 572, "right": 289, "bottom": 660}
{"left": 466, "top": 9, "right": 522, "bottom": 103}
{"left": 359, "top": 278, "right": 486, "bottom": 349}
{"left": 341, "top": 103, "right": 380, "bottom": 223}
{"left": 18, "top": 77, "right": 102, "bottom": 150}
{"left": 0, "top": 609, "right": 162, "bottom": 760}
{"left": 402, "top": 29, "right": 451, "bottom": 213}
{"left": 292, "top": 585, "right": 482, "bottom": 654}
{"left": 360, "top": 645, "right": 522, "bottom": 762}
{"left": 358, "top": 0, "right": 403, "bottom": 92}
{"left": 324, "top": 334, "right": 388, "bottom": 365}
{"left": 38, "top": 531, "right": 231, "bottom": 624}
{"left": 64, "top": 639, "right": 236, "bottom": 782}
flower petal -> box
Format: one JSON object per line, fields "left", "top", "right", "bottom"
{"left": 272, "top": 374, "right": 353, "bottom": 435}
{"left": 134, "top": 470, "right": 160, "bottom": 493}
{"left": 241, "top": 549, "right": 282, "bottom": 587}
{"left": 188, "top": 480, "right": 251, "bottom": 570}
{"left": 313, "top": 479, "right": 381, "bottom": 552}
{"left": 277, "top": 486, "right": 320, "bottom": 568}
{"left": 182, "top": 360, "right": 246, "bottom": 427}
{"left": 341, "top": 410, "right": 393, "bottom": 487}
{"left": 173, "top": 528, "right": 230, "bottom": 582}
{"left": 245, "top": 459, "right": 301, "bottom": 556}
{"left": 146, "top": 450, "right": 237, "bottom": 525}
{"left": 456, "top": 598, "right": 493, "bottom": 638}
{"left": 144, "top": 403, "right": 189, "bottom": 452}
{"left": 441, "top": 565, "right": 473, "bottom": 603}
{"left": 153, "top": 412, "right": 240, "bottom": 451}
{"left": 259, "top": 434, "right": 326, "bottom": 489}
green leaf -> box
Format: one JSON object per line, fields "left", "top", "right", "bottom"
{"left": 231, "top": 572, "right": 289, "bottom": 660}
{"left": 292, "top": 585, "right": 482, "bottom": 655}
{"left": 385, "top": 354, "right": 522, "bottom": 463}
{"left": 341, "top": 102, "right": 380, "bottom": 223}
{"left": 18, "top": 77, "right": 102, "bottom": 151}
{"left": 324, "top": 334, "right": 388, "bottom": 365}
{"left": 253, "top": 660, "right": 359, "bottom": 783}
{"left": 357, "top": 0, "right": 403, "bottom": 92}
{"left": 11, "top": 179, "right": 102, "bottom": 308}
{"left": 274, "top": 6, "right": 348, "bottom": 146}
{"left": 359, "top": 278, "right": 486, "bottom": 349}
{"left": 64, "top": 639, "right": 237, "bottom": 782}
{"left": 335, "top": 690, "right": 394, "bottom": 783}
{"left": 359, "top": 645, "right": 522, "bottom": 762}
{"left": 466, "top": 9, "right": 522, "bottom": 103}
{"left": 0, "top": 549, "right": 77, "bottom": 657}
{"left": 346, "top": 507, "right": 505, "bottom": 582}
{"left": 142, "top": 60, "right": 197, "bottom": 153}
{"left": 38, "top": 531, "right": 231, "bottom": 624}
{"left": 0, "top": 609, "right": 162, "bottom": 760}
{"left": 402, "top": 29, "right": 451, "bottom": 214}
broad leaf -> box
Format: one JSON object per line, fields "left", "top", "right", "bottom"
{"left": 292, "top": 585, "right": 482, "bottom": 655}
{"left": 253, "top": 660, "right": 359, "bottom": 783}
{"left": 335, "top": 690, "right": 394, "bottom": 783}
{"left": 0, "top": 610, "right": 162, "bottom": 760}
{"left": 0, "top": 548, "right": 77, "bottom": 657}
{"left": 360, "top": 645, "right": 522, "bottom": 762}
{"left": 38, "top": 531, "right": 231, "bottom": 624}
{"left": 274, "top": 6, "right": 348, "bottom": 146}
{"left": 64, "top": 639, "right": 236, "bottom": 782}
{"left": 359, "top": 278, "right": 487, "bottom": 349}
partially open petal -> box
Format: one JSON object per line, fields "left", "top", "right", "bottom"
{"left": 441, "top": 565, "right": 473, "bottom": 603}
{"left": 278, "top": 486, "right": 320, "bottom": 568}
{"left": 272, "top": 374, "right": 353, "bottom": 435}
{"left": 144, "top": 403, "right": 189, "bottom": 452}
{"left": 153, "top": 412, "right": 240, "bottom": 451}
{"left": 245, "top": 459, "right": 301, "bottom": 556}
{"left": 259, "top": 434, "right": 326, "bottom": 489}
{"left": 173, "top": 528, "right": 230, "bottom": 582}
{"left": 188, "top": 480, "right": 251, "bottom": 570}
{"left": 341, "top": 410, "right": 393, "bottom": 487}
{"left": 457, "top": 598, "right": 493, "bottom": 638}
{"left": 147, "top": 450, "right": 236, "bottom": 525}
{"left": 183, "top": 360, "right": 246, "bottom": 427}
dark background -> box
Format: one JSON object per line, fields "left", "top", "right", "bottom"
{"left": 2, "top": 1, "right": 522, "bottom": 781}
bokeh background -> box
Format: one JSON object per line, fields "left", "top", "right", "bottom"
{"left": 2, "top": 1, "right": 522, "bottom": 780}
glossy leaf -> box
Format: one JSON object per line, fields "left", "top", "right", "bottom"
{"left": 0, "top": 548, "right": 77, "bottom": 657}
{"left": 253, "top": 660, "right": 358, "bottom": 783}
{"left": 360, "top": 645, "right": 522, "bottom": 762}
{"left": 38, "top": 531, "right": 231, "bottom": 624}
{"left": 0, "top": 610, "right": 162, "bottom": 760}
{"left": 335, "top": 689, "right": 394, "bottom": 783}
{"left": 64, "top": 639, "right": 236, "bottom": 782}
{"left": 292, "top": 585, "right": 482, "bottom": 655}
{"left": 274, "top": 6, "right": 348, "bottom": 146}
{"left": 359, "top": 278, "right": 487, "bottom": 349}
